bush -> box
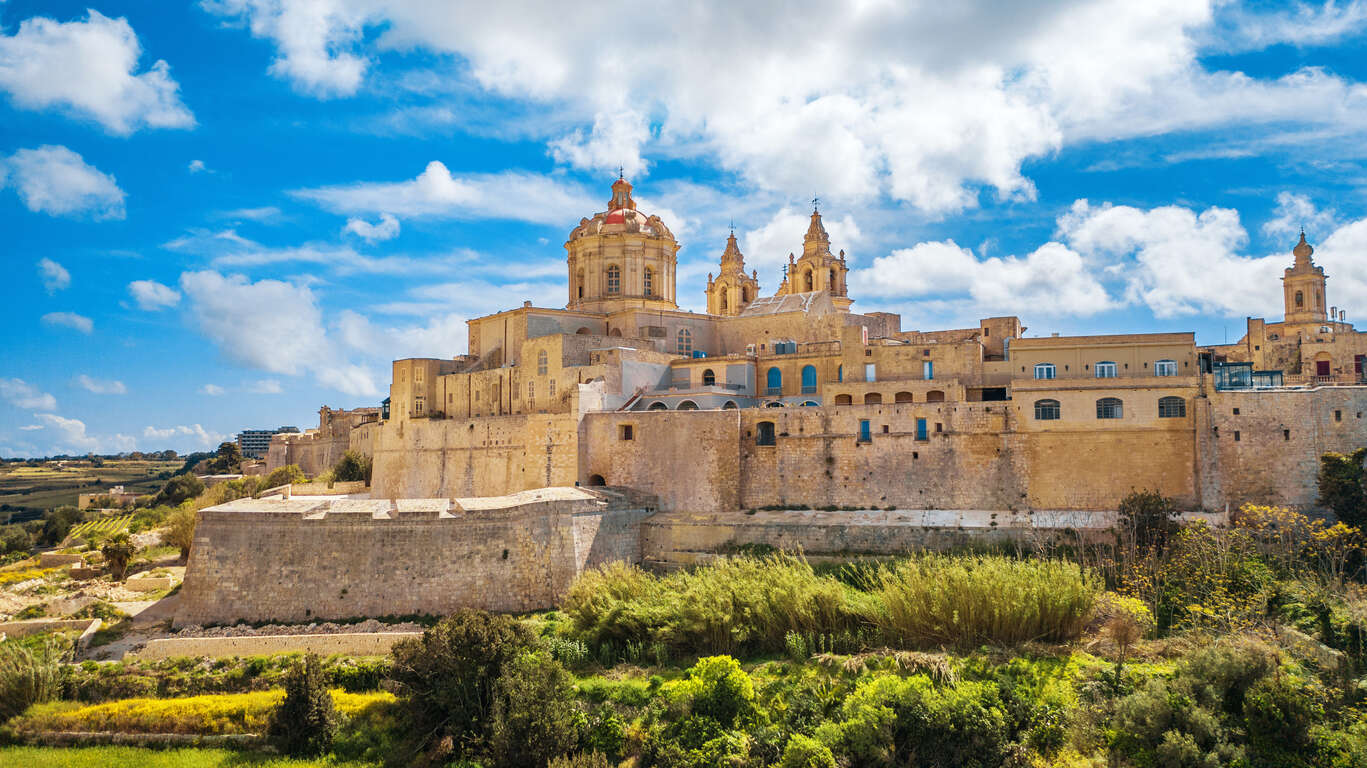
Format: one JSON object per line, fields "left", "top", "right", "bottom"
{"left": 387, "top": 610, "right": 538, "bottom": 759}
{"left": 548, "top": 753, "right": 611, "bottom": 768}
{"left": 1318, "top": 448, "right": 1367, "bottom": 527}
{"left": 0, "top": 635, "right": 70, "bottom": 721}
{"left": 261, "top": 464, "right": 306, "bottom": 489}
{"left": 101, "top": 533, "right": 136, "bottom": 581}
{"left": 872, "top": 555, "right": 1099, "bottom": 647}
{"left": 155, "top": 474, "right": 204, "bottom": 506}
{"left": 779, "top": 733, "right": 837, "bottom": 768}
{"left": 331, "top": 451, "right": 372, "bottom": 484}
{"left": 1118, "top": 490, "right": 1180, "bottom": 552}
{"left": 267, "top": 653, "right": 338, "bottom": 757}
{"left": 162, "top": 506, "right": 197, "bottom": 560}
{"left": 488, "top": 651, "right": 582, "bottom": 768}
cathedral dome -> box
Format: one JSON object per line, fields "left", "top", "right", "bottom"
{"left": 567, "top": 177, "right": 675, "bottom": 241}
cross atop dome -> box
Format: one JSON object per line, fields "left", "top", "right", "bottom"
{"left": 609, "top": 175, "right": 635, "bottom": 211}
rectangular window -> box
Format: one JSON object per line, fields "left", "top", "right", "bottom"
{"left": 1284, "top": 429, "right": 1290, "bottom": 440}
{"left": 1095, "top": 361, "right": 1117, "bottom": 378}
{"left": 548, "top": 380, "right": 556, "bottom": 398}
{"left": 865, "top": 363, "right": 876, "bottom": 382}
{"left": 620, "top": 424, "right": 634, "bottom": 441}
{"left": 1234, "top": 430, "right": 1241, "bottom": 441}
{"left": 935, "top": 422, "right": 942, "bottom": 433}
{"left": 923, "top": 361, "right": 933, "bottom": 380}
{"left": 527, "top": 381, "right": 534, "bottom": 401}
{"left": 414, "top": 397, "right": 425, "bottom": 416}
{"left": 916, "top": 418, "right": 928, "bottom": 441}
{"left": 1335, "top": 409, "right": 1342, "bottom": 422}
{"left": 1033, "top": 363, "right": 1055, "bottom": 379}
{"left": 1154, "top": 360, "right": 1177, "bottom": 377}
{"left": 858, "top": 419, "right": 872, "bottom": 443}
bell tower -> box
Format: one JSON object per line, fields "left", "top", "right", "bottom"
{"left": 705, "top": 229, "right": 760, "bottom": 316}
{"left": 1282, "top": 231, "right": 1327, "bottom": 325}
{"left": 773, "top": 202, "right": 852, "bottom": 311}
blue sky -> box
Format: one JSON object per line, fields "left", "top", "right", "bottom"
{"left": 4, "top": 0, "right": 1367, "bottom": 457}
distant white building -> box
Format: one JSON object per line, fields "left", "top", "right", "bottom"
{"left": 236, "top": 427, "right": 299, "bottom": 459}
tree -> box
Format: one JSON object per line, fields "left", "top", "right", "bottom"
{"left": 209, "top": 442, "right": 242, "bottom": 474}
{"left": 488, "top": 651, "right": 582, "bottom": 768}
{"left": 1118, "top": 490, "right": 1179, "bottom": 553}
{"left": 267, "top": 653, "right": 338, "bottom": 757}
{"left": 101, "top": 533, "right": 136, "bottom": 581}
{"left": 163, "top": 506, "right": 197, "bottom": 561}
{"left": 332, "top": 450, "right": 372, "bottom": 484}
{"left": 1317, "top": 448, "right": 1367, "bottom": 527}
{"left": 155, "top": 473, "right": 204, "bottom": 506}
{"left": 262, "top": 464, "right": 306, "bottom": 489}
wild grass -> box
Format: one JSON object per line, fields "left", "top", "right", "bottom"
{"left": 0, "top": 634, "right": 70, "bottom": 720}
{"left": 11, "top": 689, "right": 394, "bottom": 735}
{"left": 563, "top": 553, "right": 1100, "bottom": 658}
{"left": 0, "top": 746, "right": 379, "bottom": 767}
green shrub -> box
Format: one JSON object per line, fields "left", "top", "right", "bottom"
{"left": 1318, "top": 448, "right": 1367, "bottom": 527}
{"left": 328, "top": 657, "right": 389, "bottom": 692}
{"left": 261, "top": 464, "right": 306, "bottom": 489}
{"left": 548, "top": 752, "right": 611, "bottom": 768}
{"left": 155, "top": 474, "right": 204, "bottom": 506}
{"left": 778, "top": 733, "right": 837, "bottom": 768}
{"left": 162, "top": 506, "right": 197, "bottom": 560}
{"left": 387, "top": 609, "right": 538, "bottom": 759}
{"left": 100, "top": 533, "right": 136, "bottom": 581}
{"left": 0, "top": 635, "right": 70, "bottom": 721}
{"left": 1118, "top": 490, "right": 1180, "bottom": 552}
{"left": 331, "top": 451, "right": 371, "bottom": 484}
{"left": 872, "top": 555, "right": 1099, "bottom": 647}
{"left": 488, "top": 651, "right": 582, "bottom": 768}
{"left": 267, "top": 653, "right": 338, "bottom": 757}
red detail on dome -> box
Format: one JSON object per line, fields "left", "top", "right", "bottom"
{"left": 605, "top": 209, "right": 627, "bottom": 224}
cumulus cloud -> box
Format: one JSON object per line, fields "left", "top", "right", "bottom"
{"left": 128, "top": 279, "right": 182, "bottom": 310}
{"left": 200, "top": 384, "right": 226, "bottom": 396}
{"left": 294, "top": 162, "right": 597, "bottom": 225}
{"left": 0, "top": 10, "right": 193, "bottom": 134}
{"left": 76, "top": 374, "right": 126, "bottom": 395}
{"left": 142, "top": 423, "right": 224, "bottom": 449}
{"left": 202, "top": 0, "right": 1367, "bottom": 214}
{"left": 35, "top": 413, "right": 135, "bottom": 454}
{"left": 37, "top": 258, "right": 69, "bottom": 293}
{"left": 343, "top": 212, "right": 400, "bottom": 242}
{"left": 41, "top": 311, "right": 94, "bottom": 333}
{"left": 0, "top": 378, "right": 57, "bottom": 411}
{"left": 2, "top": 146, "right": 125, "bottom": 220}
{"left": 741, "top": 207, "right": 863, "bottom": 273}
{"left": 179, "top": 270, "right": 382, "bottom": 396}
{"left": 247, "top": 379, "right": 283, "bottom": 394}
{"left": 165, "top": 227, "right": 456, "bottom": 276}
{"left": 188, "top": 159, "right": 206, "bottom": 173}
{"left": 1262, "top": 191, "right": 1337, "bottom": 241}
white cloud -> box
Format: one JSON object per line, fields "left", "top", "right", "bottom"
{"left": 3, "top": 146, "right": 125, "bottom": 220}
{"left": 1211, "top": 1, "right": 1367, "bottom": 53}
{"left": 0, "top": 9, "right": 193, "bottom": 134}
{"left": 200, "top": 384, "right": 226, "bottom": 396}
{"left": 188, "top": 159, "right": 207, "bottom": 173}
{"left": 35, "top": 413, "right": 135, "bottom": 454}
{"left": 0, "top": 378, "right": 57, "bottom": 411}
{"left": 1262, "top": 191, "right": 1337, "bottom": 241}
{"left": 19, "top": 425, "right": 44, "bottom": 432}
{"left": 741, "top": 207, "right": 863, "bottom": 274}
{"left": 852, "top": 239, "right": 1114, "bottom": 317}
{"left": 37, "top": 257, "right": 69, "bottom": 292}
{"left": 128, "top": 279, "right": 182, "bottom": 310}
{"left": 142, "top": 423, "right": 224, "bottom": 450}
{"left": 217, "top": 205, "right": 282, "bottom": 222}
{"left": 165, "top": 227, "right": 456, "bottom": 276}
{"left": 202, "top": 0, "right": 371, "bottom": 97}
{"left": 335, "top": 309, "right": 469, "bottom": 358}
{"left": 343, "top": 212, "right": 400, "bottom": 242}
{"left": 247, "top": 379, "right": 283, "bottom": 394}
{"left": 76, "top": 374, "right": 126, "bottom": 395}
{"left": 41, "top": 311, "right": 94, "bottom": 333}
{"left": 179, "top": 270, "right": 382, "bottom": 396}
{"left": 203, "top": 0, "right": 1367, "bottom": 215}
{"left": 294, "top": 162, "right": 598, "bottom": 225}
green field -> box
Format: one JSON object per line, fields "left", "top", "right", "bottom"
{"left": 0, "top": 747, "right": 376, "bottom": 767}
{"left": 0, "top": 460, "right": 181, "bottom": 514}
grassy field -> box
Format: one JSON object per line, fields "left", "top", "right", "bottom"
{"left": 0, "top": 746, "right": 377, "bottom": 767}
{"left": 0, "top": 460, "right": 180, "bottom": 514}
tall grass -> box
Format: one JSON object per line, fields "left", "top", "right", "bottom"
{"left": 563, "top": 554, "right": 1100, "bottom": 658}
{"left": 0, "top": 635, "right": 70, "bottom": 721}
{"left": 871, "top": 555, "right": 1099, "bottom": 646}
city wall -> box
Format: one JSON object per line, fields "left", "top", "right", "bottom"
{"left": 174, "top": 488, "right": 651, "bottom": 627}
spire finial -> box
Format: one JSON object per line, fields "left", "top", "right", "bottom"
{"left": 618, "top": 166, "right": 624, "bottom": 181}
{"left": 811, "top": 195, "right": 820, "bottom": 213}
{"left": 729, "top": 219, "right": 734, "bottom": 236}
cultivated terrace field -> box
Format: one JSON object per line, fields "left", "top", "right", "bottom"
{"left": 0, "top": 458, "right": 181, "bottom": 516}
{"left": 0, "top": 498, "right": 1364, "bottom": 768}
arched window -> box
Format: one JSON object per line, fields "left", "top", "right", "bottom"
{"left": 803, "top": 269, "right": 813, "bottom": 291}
{"left": 1033, "top": 363, "right": 1056, "bottom": 380}
{"left": 834, "top": 394, "right": 853, "bottom": 405}
{"left": 925, "top": 390, "right": 945, "bottom": 402}
{"left": 1158, "top": 396, "right": 1186, "bottom": 418}
{"left": 575, "top": 327, "right": 590, "bottom": 334}
{"left": 801, "top": 365, "right": 817, "bottom": 393}
{"left": 722, "top": 400, "right": 738, "bottom": 410}
{"left": 1034, "top": 399, "right": 1060, "bottom": 420}
{"left": 648, "top": 402, "right": 668, "bottom": 411}
{"left": 606, "top": 265, "right": 621, "bottom": 294}
{"left": 1095, "top": 361, "right": 1117, "bottom": 378}
{"left": 837, "top": 365, "right": 843, "bottom": 383}
{"left": 864, "top": 393, "right": 882, "bottom": 405}
{"left": 829, "top": 268, "right": 837, "bottom": 293}
{"left": 1296, "top": 290, "right": 1304, "bottom": 308}
{"left": 766, "top": 367, "right": 782, "bottom": 395}
{"left": 756, "top": 421, "right": 776, "bottom": 446}
{"left": 1096, "top": 397, "right": 1123, "bottom": 419}
{"left": 678, "top": 400, "right": 699, "bottom": 411}
{"left": 702, "top": 368, "right": 716, "bottom": 386}
{"left": 677, "top": 327, "right": 692, "bottom": 355}
{"left": 536, "top": 350, "right": 548, "bottom": 375}
{"left": 576, "top": 269, "right": 584, "bottom": 299}
{"left": 720, "top": 292, "right": 728, "bottom": 311}
{"left": 741, "top": 287, "right": 749, "bottom": 302}
{"left": 1154, "top": 359, "right": 1177, "bottom": 377}
{"left": 801, "top": 400, "right": 818, "bottom": 407}
{"left": 895, "top": 391, "right": 913, "bottom": 403}
{"left": 765, "top": 401, "right": 784, "bottom": 408}
{"left": 644, "top": 267, "right": 654, "bottom": 296}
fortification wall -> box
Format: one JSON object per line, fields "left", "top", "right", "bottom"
{"left": 369, "top": 413, "right": 579, "bottom": 499}
{"left": 175, "top": 489, "right": 650, "bottom": 626}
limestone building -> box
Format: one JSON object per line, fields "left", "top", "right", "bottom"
{"left": 268, "top": 179, "right": 1367, "bottom": 514}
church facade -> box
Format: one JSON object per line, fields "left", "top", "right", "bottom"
{"left": 272, "top": 178, "right": 1367, "bottom": 514}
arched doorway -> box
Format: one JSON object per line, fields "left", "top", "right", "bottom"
{"left": 648, "top": 402, "right": 668, "bottom": 411}
{"left": 575, "top": 327, "right": 590, "bottom": 334}
{"left": 587, "top": 474, "right": 606, "bottom": 486}
{"left": 678, "top": 400, "right": 699, "bottom": 411}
